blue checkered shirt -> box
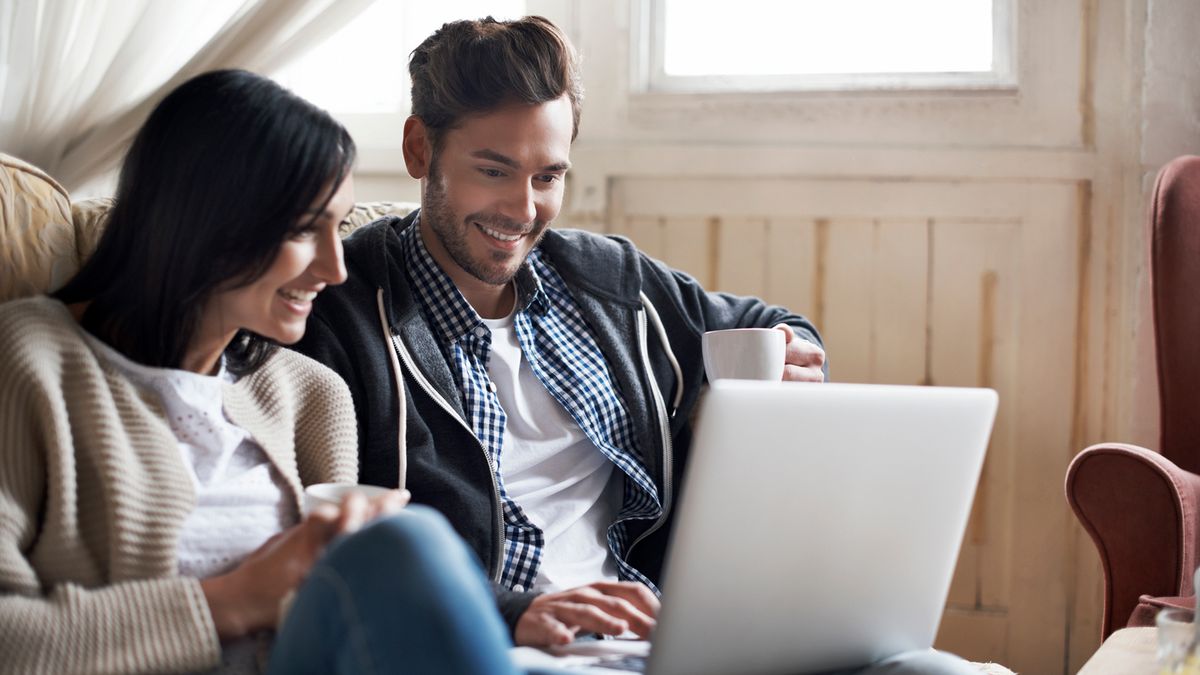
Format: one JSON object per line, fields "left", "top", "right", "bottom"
{"left": 400, "top": 220, "right": 662, "bottom": 592}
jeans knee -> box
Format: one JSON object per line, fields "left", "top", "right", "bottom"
{"left": 322, "top": 505, "right": 467, "bottom": 580}
{"left": 368, "top": 505, "right": 458, "bottom": 553}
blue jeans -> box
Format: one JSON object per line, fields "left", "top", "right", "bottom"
{"left": 268, "top": 505, "right": 521, "bottom": 675}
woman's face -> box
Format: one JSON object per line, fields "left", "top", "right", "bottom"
{"left": 205, "top": 175, "right": 354, "bottom": 349}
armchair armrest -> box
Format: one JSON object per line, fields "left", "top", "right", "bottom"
{"left": 1066, "top": 443, "right": 1200, "bottom": 639}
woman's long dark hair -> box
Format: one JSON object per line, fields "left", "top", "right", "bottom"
{"left": 55, "top": 69, "right": 355, "bottom": 375}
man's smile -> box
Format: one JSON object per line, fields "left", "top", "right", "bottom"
{"left": 478, "top": 223, "right": 524, "bottom": 242}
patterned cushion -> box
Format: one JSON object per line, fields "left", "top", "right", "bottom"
{"left": 72, "top": 198, "right": 114, "bottom": 263}
{"left": 343, "top": 201, "right": 416, "bottom": 236}
{"left": 0, "top": 151, "right": 416, "bottom": 302}
{"left": 0, "top": 155, "right": 77, "bottom": 302}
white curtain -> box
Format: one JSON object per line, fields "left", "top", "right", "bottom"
{"left": 0, "top": 0, "right": 377, "bottom": 193}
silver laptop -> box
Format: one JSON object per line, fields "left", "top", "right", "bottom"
{"left": 512, "top": 381, "right": 997, "bottom": 675}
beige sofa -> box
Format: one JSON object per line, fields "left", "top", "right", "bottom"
{"left": 0, "top": 153, "right": 415, "bottom": 302}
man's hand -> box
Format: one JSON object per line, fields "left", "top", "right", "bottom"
{"left": 514, "top": 581, "right": 661, "bottom": 646}
{"left": 774, "top": 324, "right": 825, "bottom": 382}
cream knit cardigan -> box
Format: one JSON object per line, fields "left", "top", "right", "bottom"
{"left": 0, "top": 297, "right": 359, "bottom": 674}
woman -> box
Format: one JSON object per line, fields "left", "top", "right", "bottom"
{"left": 0, "top": 70, "right": 521, "bottom": 674}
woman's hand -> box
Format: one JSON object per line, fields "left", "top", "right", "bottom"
{"left": 201, "top": 489, "right": 410, "bottom": 639}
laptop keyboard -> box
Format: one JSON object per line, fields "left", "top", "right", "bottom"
{"left": 587, "top": 655, "right": 648, "bottom": 672}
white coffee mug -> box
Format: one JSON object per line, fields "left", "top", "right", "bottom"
{"left": 702, "top": 328, "right": 786, "bottom": 381}
{"left": 303, "top": 483, "right": 394, "bottom": 515}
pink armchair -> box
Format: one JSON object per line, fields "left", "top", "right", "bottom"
{"left": 1066, "top": 155, "right": 1200, "bottom": 640}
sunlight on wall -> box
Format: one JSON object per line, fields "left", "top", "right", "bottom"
{"left": 274, "top": 0, "right": 525, "bottom": 114}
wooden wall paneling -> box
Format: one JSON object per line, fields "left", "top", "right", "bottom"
{"left": 1068, "top": 178, "right": 1106, "bottom": 671}
{"left": 661, "top": 216, "right": 714, "bottom": 288}
{"left": 714, "top": 217, "right": 769, "bottom": 298}
{"left": 820, "top": 219, "right": 877, "bottom": 385}
{"left": 929, "top": 220, "right": 1021, "bottom": 665}
{"left": 866, "top": 219, "right": 929, "bottom": 386}
{"left": 608, "top": 177, "right": 1045, "bottom": 223}
{"left": 764, "top": 217, "right": 817, "bottom": 326}
{"left": 614, "top": 215, "right": 664, "bottom": 260}
{"left": 818, "top": 218, "right": 928, "bottom": 386}
{"left": 997, "top": 184, "right": 1081, "bottom": 673}
{"left": 936, "top": 608, "right": 1010, "bottom": 666}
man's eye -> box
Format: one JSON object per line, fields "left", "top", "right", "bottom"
{"left": 481, "top": 168, "right": 505, "bottom": 178}
{"left": 536, "top": 174, "right": 560, "bottom": 184}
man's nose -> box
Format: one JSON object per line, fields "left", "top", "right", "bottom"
{"left": 498, "top": 180, "right": 537, "bottom": 225}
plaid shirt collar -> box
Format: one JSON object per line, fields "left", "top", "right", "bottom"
{"left": 400, "top": 216, "right": 549, "bottom": 343}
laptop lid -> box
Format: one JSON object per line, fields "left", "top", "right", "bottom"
{"left": 646, "top": 381, "right": 997, "bottom": 675}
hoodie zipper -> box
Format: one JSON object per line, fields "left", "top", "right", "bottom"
{"left": 626, "top": 308, "right": 674, "bottom": 557}
{"left": 384, "top": 328, "right": 506, "bottom": 582}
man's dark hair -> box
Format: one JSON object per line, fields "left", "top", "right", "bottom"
{"left": 54, "top": 69, "right": 356, "bottom": 375}
{"left": 409, "top": 15, "right": 583, "bottom": 148}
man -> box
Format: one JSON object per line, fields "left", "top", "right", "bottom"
{"left": 296, "top": 15, "right": 976, "bottom": 674}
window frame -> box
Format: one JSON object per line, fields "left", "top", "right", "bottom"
{"left": 631, "top": 0, "right": 1018, "bottom": 95}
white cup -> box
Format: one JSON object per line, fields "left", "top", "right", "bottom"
{"left": 303, "top": 483, "right": 394, "bottom": 515}
{"left": 702, "top": 328, "right": 786, "bottom": 381}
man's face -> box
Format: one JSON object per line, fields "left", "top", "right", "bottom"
{"left": 417, "top": 96, "right": 573, "bottom": 290}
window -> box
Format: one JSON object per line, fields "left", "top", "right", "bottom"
{"left": 636, "top": 0, "right": 1014, "bottom": 94}
{"left": 272, "top": 0, "right": 526, "bottom": 150}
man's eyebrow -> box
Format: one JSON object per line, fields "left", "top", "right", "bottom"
{"left": 471, "top": 148, "right": 571, "bottom": 173}
{"left": 471, "top": 149, "right": 520, "bottom": 169}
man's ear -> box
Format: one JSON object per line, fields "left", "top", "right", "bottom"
{"left": 402, "top": 115, "right": 433, "bottom": 179}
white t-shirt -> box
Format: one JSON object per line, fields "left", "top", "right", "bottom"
{"left": 481, "top": 310, "right": 622, "bottom": 593}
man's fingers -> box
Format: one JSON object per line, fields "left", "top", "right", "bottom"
{"left": 783, "top": 364, "right": 825, "bottom": 382}
{"left": 774, "top": 323, "right": 825, "bottom": 374}
{"left": 560, "top": 582, "right": 659, "bottom": 635}
{"left": 786, "top": 340, "right": 825, "bottom": 367}
{"left": 515, "top": 607, "right": 578, "bottom": 646}
{"left": 545, "top": 619, "right": 578, "bottom": 646}
{"left": 586, "top": 581, "right": 662, "bottom": 617}
{"left": 773, "top": 323, "right": 796, "bottom": 344}
{"left": 515, "top": 581, "right": 662, "bottom": 647}
{"left": 584, "top": 594, "right": 656, "bottom": 637}
{"left": 550, "top": 602, "right": 630, "bottom": 636}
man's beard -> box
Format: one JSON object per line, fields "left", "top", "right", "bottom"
{"left": 422, "top": 167, "right": 549, "bottom": 286}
